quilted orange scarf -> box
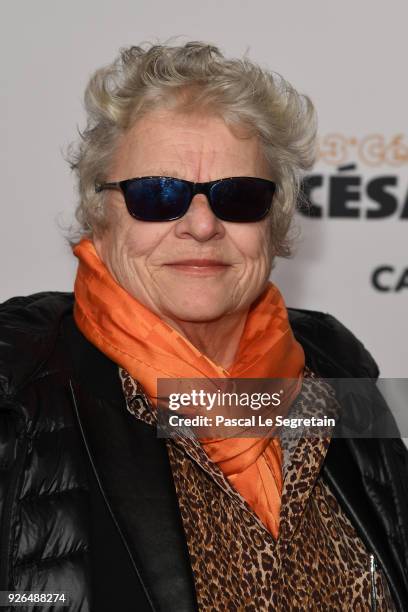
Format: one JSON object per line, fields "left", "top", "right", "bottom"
{"left": 73, "top": 238, "right": 305, "bottom": 538}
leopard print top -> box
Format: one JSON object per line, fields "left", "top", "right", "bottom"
{"left": 120, "top": 368, "right": 395, "bottom": 611}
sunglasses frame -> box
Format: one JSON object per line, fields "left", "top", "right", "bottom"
{"left": 95, "top": 175, "right": 276, "bottom": 223}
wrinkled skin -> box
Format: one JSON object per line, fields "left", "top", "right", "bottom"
{"left": 94, "top": 109, "right": 274, "bottom": 368}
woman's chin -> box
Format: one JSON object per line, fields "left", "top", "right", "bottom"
{"left": 162, "top": 300, "right": 232, "bottom": 325}
{"left": 155, "top": 284, "right": 237, "bottom": 324}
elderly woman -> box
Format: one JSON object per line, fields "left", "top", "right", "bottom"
{"left": 0, "top": 42, "right": 407, "bottom": 612}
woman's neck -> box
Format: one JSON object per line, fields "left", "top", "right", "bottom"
{"left": 161, "top": 309, "right": 249, "bottom": 371}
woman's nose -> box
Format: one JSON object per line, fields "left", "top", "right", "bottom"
{"left": 174, "top": 194, "right": 225, "bottom": 241}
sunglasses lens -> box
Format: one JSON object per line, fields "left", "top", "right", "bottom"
{"left": 121, "top": 177, "right": 191, "bottom": 221}
{"left": 211, "top": 178, "right": 275, "bottom": 222}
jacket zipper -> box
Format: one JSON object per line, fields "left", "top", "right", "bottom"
{"left": 0, "top": 429, "right": 28, "bottom": 589}
{"left": 370, "top": 553, "right": 377, "bottom": 612}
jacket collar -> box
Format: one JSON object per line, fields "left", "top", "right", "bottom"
{"left": 62, "top": 314, "right": 198, "bottom": 612}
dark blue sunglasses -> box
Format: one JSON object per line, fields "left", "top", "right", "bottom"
{"left": 95, "top": 176, "right": 276, "bottom": 222}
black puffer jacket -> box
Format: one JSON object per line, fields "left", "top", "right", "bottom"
{"left": 0, "top": 292, "right": 407, "bottom": 611}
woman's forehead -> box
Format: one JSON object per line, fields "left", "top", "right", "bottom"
{"left": 109, "top": 109, "right": 270, "bottom": 182}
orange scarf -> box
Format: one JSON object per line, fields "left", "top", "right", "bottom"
{"left": 73, "top": 239, "right": 305, "bottom": 538}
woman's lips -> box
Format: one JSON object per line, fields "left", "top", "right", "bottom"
{"left": 164, "top": 259, "right": 230, "bottom": 275}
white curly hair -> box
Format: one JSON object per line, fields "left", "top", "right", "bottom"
{"left": 68, "top": 41, "right": 317, "bottom": 256}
